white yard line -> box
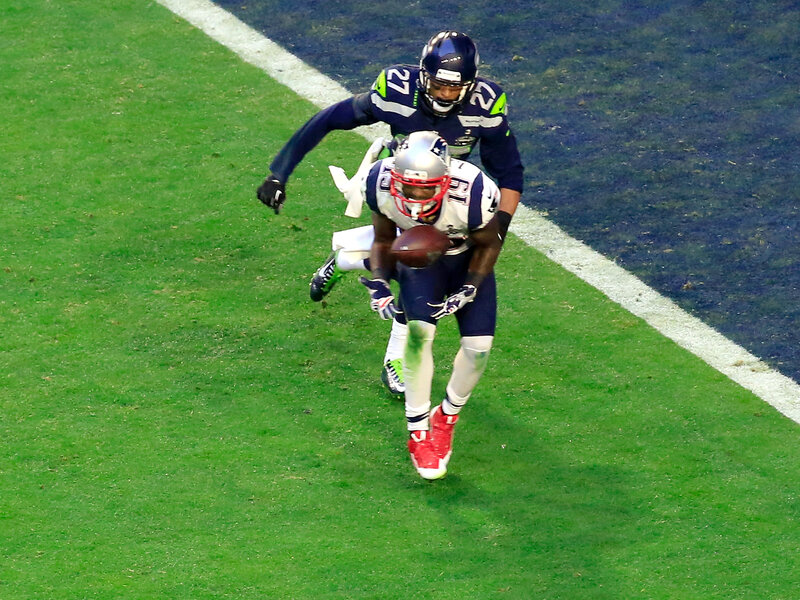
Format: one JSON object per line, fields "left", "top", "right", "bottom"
{"left": 512, "top": 209, "right": 800, "bottom": 422}
{"left": 157, "top": 0, "right": 800, "bottom": 422}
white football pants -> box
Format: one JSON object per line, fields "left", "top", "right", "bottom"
{"left": 331, "top": 225, "right": 373, "bottom": 272}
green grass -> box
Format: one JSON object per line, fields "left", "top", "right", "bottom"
{"left": 2, "top": 1, "right": 800, "bottom": 598}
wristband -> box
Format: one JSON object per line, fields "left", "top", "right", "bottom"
{"left": 496, "top": 210, "right": 512, "bottom": 241}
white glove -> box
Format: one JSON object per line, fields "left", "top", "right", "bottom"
{"left": 429, "top": 285, "right": 477, "bottom": 320}
{"left": 360, "top": 277, "right": 401, "bottom": 320}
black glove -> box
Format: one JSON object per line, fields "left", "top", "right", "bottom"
{"left": 257, "top": 175, "right": 286, "bottom": 214}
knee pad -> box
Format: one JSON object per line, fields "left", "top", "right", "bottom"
{"left": 460, "top": 335, "right": 493, "bottom": 365}
{"left": 461, "top": 335, "right": 493, "bottom": 354}
{"left": 408, "top": 320, "right": 437, "bottom": 346}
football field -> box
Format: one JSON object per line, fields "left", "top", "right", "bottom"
{"left": 2, "top": 1, "right": 800, "bottom": 598}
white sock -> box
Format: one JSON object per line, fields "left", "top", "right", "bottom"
{"left": 383, "top": 319, "right": 408, "bottom": 363}
{"left": 331, "top": 226, "right": 374, "bottom": 271}
{"left": 442, "top": 393, "right": 466, "bottom": 415}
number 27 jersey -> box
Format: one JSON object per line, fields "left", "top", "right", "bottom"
{"left": 356, "top": 65, "right": 523, "bottom": 193}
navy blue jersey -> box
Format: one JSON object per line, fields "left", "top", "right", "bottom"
{"left": 270, "top": 65, "right": 523, "bottom": 193}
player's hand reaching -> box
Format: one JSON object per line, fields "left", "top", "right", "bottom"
{"left": 359, "top": 277, "right": 401, "bottom": 320}
{"left": 257, "top": 175, "right": 286, "bottom": 214}
{"left": 429, "top": 284, "right": 477, "bottom": 319}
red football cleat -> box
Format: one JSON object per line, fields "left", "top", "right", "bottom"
{"left": 408, "top": 430, "right": 447, "bottom": 480}
{"left": 430, "top": 404, "right": 459, "bottom": 465}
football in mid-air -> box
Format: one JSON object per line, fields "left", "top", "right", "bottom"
{"left": 390, "top": 225, "right": 450, "bottom": 268}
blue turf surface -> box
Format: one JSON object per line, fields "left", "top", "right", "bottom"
{"left": 213, "top": 0, "right": 800, "bottom": 383}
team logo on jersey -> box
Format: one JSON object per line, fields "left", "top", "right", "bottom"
{"left": 453, "top": 135, "right": 476, "bottom": 148}
{"left": 444, "top": 225, "right": 467, "bottom": 242}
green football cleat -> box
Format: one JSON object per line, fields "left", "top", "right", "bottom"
{"left": 381, "top": 358, "right": 405, "bottom": 395}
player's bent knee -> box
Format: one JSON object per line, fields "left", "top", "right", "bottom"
{"left": 408, "top": 320, "right": 437, "bottom": 345}
{"left": 336, "top": 249, "right": 370, "bottom": 271}
{"left": 460, "top": 335, "right": 493, "bottom": 363}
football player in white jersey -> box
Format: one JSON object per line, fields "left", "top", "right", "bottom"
{"left": 257, "top": 31, "right": 523, "bottom": 396}
{"left": 359, "top": 131, "right": 503, "bottom": 480}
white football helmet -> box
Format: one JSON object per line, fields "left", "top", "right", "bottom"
{"left": 390, "top": 131, "right": 451, "bottom": 221}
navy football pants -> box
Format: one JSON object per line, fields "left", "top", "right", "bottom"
{"left": 395, "top": 249, "right": 496, "bottom": 337}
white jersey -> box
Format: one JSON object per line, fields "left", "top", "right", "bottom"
{"left": 364, "top": 157, "right": 500, "bottom": 255}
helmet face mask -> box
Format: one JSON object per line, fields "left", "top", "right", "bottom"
{"left": 424, "top": 79, "right": 471, "bottom": 114}
{"left": 419, "top": 31, "right": 479, "bottom": 116}
{"left": 391, "top": 173, "right": 450, "bottom": 221}
{"left": 390, "top": 132, "right": 451, "bottom": 222}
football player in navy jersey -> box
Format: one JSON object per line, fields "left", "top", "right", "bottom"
{"left": 358, "top": 131, "right": 503, "bottom": 480}
{"left": 257, "top": 31, "right": 523, "bottom": 395}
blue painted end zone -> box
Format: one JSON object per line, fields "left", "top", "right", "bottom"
{"left": 213, "top": 0, "right": 800, "bottom": 382}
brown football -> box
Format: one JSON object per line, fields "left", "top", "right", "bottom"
{"left": 390, "top": 225, "right": 451, "bottom": 268}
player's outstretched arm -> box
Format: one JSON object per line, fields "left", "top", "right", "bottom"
{"left": 498, "top": 188, "right": 521, "bottom": 217}
{"left": 367, "top": 211, "right": 398, "bottom": 282}
{"left": 257, "top": 94, "right": 377, "bottom": 215}
{"left": 495, "top": 188, "right": 520, "bottom": 240}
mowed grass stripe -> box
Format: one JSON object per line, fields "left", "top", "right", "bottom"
{"left": 1, "top": 1, "right": 800, "bottom": 598}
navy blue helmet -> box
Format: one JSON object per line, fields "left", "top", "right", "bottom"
{"left": 418, "top": 31, "right": 479, "bottom": 116}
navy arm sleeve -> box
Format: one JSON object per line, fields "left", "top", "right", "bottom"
{"left": 269, "top": 93, "right": 377, "bottom": 182}
{"left": 479, "top": 128, "right": 524, "bottom": 193}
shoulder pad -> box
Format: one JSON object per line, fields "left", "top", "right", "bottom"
{"left": 372, "top": 70, "right": 389, "bottom": 98}
{"left": 491, "top": 92, "right": 508, "bottom": 116}
{"left": 365, "top": 159, "right": 390, "bottom": 212}
{"left": 465, "top": 77, "right": 509, "bottom": 117}
{"left": 371, "top": 65, "right": 419, "bottom": 100}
